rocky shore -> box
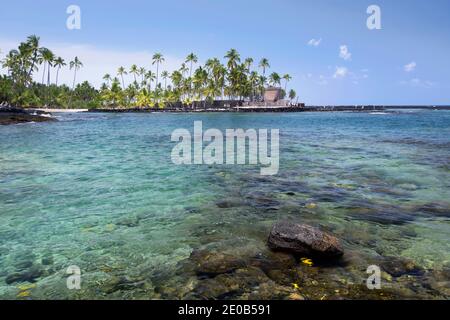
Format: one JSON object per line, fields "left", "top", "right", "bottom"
{"left": 88, "top": 105, "right": 388, "bottom": 113}
{"left": 0, "top": 106, "right": 56, "bottom": 125}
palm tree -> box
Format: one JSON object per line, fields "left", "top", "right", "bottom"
{"left": 282, "top": 74, "right": 292, "bottom": 92}
{"left": 40, "top": 48, "right": 55, "bottom": 86}
{"left": 185, "top": 53, "right": 198, "bottom": 99}
{"left": 103, "top": 73, "right": 112, "bottom": 87}
{"left": 244, "top": 57, "right": 254, "bottom": 71}
{"left": 69, "top": 57, "right": 83, "bottom": 89}
{"left": 138, "top": 67, "right": 146, "bottom": 84}
{"left": 249, "top": 71, "right": 260, "bottom": 101}
{"left": 179, "top": 63, "right": 189, "bottom": 78}
{"left": 130, "top": 64, "right": 139, "bottom": 84}
{"left": 117, "top": 66, "right": 127, "bottom": 89}
{"left": 54, "top": 57, "right": 66, "bottom": 86}
{"left": 25, "top": 35, "right": 41, "bottom": 85}
{"left": 288, "top": 89, "right": 296, "bottom": 103}
{"left": 152, "top": 53, "right": 164, "bottom": 88}
{"left": 185, "top": 53, "right": 198, "bottom": 79}
{"left": 269, "top": 72, "right": 281, "bottom": 87}
{"left": 259, "top": 58, "right": 270, "bottom": 80}
{"left": 145, "top": 70, "right": 156, "bottom": 92}
{"left": 69, "top": 56, "right": 83, "bottom": 108}
{"left": 39, "top": 48, "right": 54, "bottom": 85}
{"left": 161, "top": 71, "right": 169, "bottom": 90}
{"left": 225, "top": 49, "right": 240, "bottom": 71}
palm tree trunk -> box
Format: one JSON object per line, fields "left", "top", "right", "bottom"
{"left": 27, "top": 53, "right": 37, "bottom": 86}
{"left": 69, "top": 68, "right": 77, "bottom": 109}
{"left": 156, "top": 63, "right": 159, "bottom": 89}
{"left": 72, "top": 69, "right": 77, "bottom": 90}
{"left": 47, "top": 65, "right": 51, "bottom": 86}
{"left": 56, "top": 67, "right": 60, "bottom": 86}
{"left": 42, "top": 63, "right": 46, "bottom": 85}
{"left": 189, "top": 62, "right": 193, "bottom": 99}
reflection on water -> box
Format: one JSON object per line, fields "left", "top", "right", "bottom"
{"left": 0, "top": 110, "right": 449, "bottom": 299}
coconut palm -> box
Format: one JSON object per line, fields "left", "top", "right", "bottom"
{"left": 244, "top": 58, "right": 254, "bottom": 71}
{"left": 117, "top": 66, "right": 127, "bottom": 89}
{"left": 225, "top": 49, "right": 240, "bottom": 71}
{"left": 249, "top": 71, "right": 260, "bottom": 101}
{"left": 68, "top": 56, "right": 83, "bottom": 107}
{"left": 179, "top": 63, "right": 189, "bottom": 78}
{"left": 69, "top": 56, "right": 83, "bottom": 90}
{"left": 283, "top": 74, "right": 292, "bottom": 92}
{"left": 269, "top": 72, "right": 281, "bottom": 87}
{"left": 39, "top": 48, "right": 54, "bottom": 85}
{"left": 185, "top": 53, "right": 198, "bottom": 98}
{"left": 289, "top": 89, "right": 296, "bottom": 103}
{"left": 103, "top": 74, "right": 112, "bottom": 87}
{"left": 145, "top": 70, "right": 156, "bottom": 92}
{"left": 25, "top": 35, "right": 41, "bottom": 85}
{"left": 40, "top": 48, "right": 55, "bottom": 86}
{"left": 152, "top": 53, "right": 164, "bottom": 88}
{"left": 185, "top": 53, "right": 198, "bottom": 79}
{"left": 259, "top": 58, "right": 270, "bottom": 80}
{"left": 130, "top": 64, "right": 139, "bottom": 84}
{"left": 138, "top": 67, "right": 146, "bottom": 84}
{"left": 161, "top": 71, "right": 169, "bottom": 90}
{"left": 54, "top": 57, "right": 66, "bottom": 86}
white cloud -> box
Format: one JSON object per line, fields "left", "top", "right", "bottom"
{"left": 307, "top": 38, "right": 322, "bottom": 47}
{"left": 404, "top": 61, "right": 416, "bottom": 72}
{"left": 400, "top": 78, "right": 435, "bottom": 88}
{"left": 333, "top": 66, "right": 348, "bottom": 78}
{"left": 339, "top": 45, "right": 352, "bottom": 61}
{"left": 0, "top": 38, "right": 185, "bottom": 88}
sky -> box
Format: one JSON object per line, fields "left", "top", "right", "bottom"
{"left": 1, "top": 0, "right": 449, "bottom": 105}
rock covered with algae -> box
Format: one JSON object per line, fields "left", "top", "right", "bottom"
{"left": 268, "top": 221, "right": 344, "bottom": 259}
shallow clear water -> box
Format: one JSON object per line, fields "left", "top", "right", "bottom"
{"left": 0, "top": 110, "right": 449, "bottom": 299}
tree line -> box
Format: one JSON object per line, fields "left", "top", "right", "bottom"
{"left": 1, "top": 35, "right": 297, "bottom": 109}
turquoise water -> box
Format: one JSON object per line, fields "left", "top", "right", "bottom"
{"left": 0, "top": 110, "right": 449, "bottom": 299}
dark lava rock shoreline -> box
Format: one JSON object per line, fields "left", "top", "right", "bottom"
{"left": 0, "top": 106, "right": 56, "bottom": 125}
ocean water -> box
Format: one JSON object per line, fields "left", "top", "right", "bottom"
{"left": 0, "top": 110, "right": 449, "bottom": 300}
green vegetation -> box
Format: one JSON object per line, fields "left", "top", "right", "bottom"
{"left": 1, "top": 35, "right": 297, "bottom": 109}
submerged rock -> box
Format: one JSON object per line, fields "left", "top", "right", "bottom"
{"left": 268, "top": 221, "right": 344, "bottom": 259}
{"left": 414, "top": 203, "right": 450, "bottom": 218}
{"left": 344, "top": 204, "right": 415, "bottom": 225}
{"left": 380, "top": 257, "right": 424, "bottom": 278}
{"left": 216, "top": 199, "right": 246, "bottom": 209}
{"left": 190, "top": 250, "right": 246, "bottom": 276}
{"left": 5, "top": 265, "right": 44, "bottom": 284}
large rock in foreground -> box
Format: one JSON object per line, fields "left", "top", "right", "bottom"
{"left": 268, "top": 221, "right": 344, "bottom": 259}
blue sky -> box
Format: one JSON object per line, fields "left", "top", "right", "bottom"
{"left": 1, "top": 0, "right": 449, "bottom": 105}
